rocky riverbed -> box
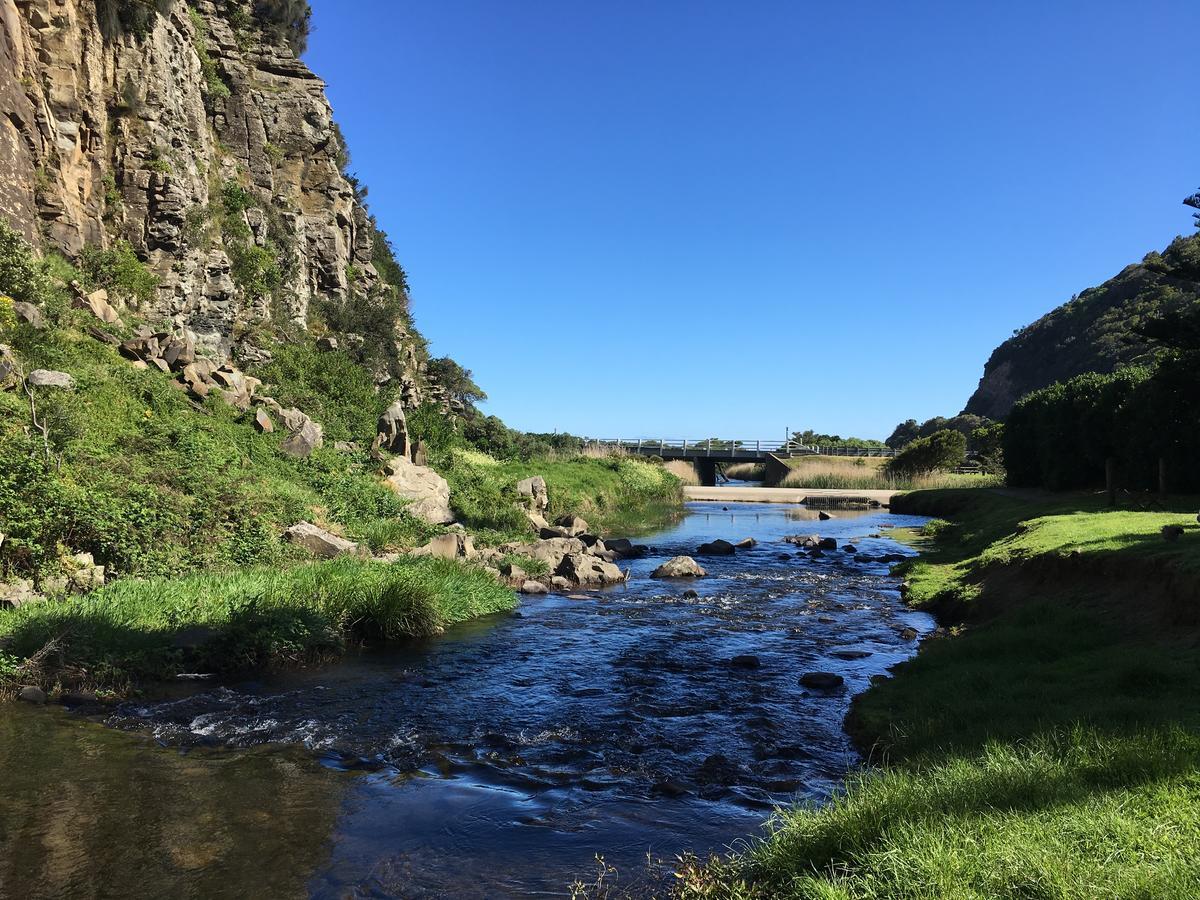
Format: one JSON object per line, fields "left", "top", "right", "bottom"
{"left": 0, "top": 501, "right": 932, "bottom": 898}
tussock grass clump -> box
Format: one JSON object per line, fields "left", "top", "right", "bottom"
{"left": 0, "top": 556, "right": 515, "bottom": 689}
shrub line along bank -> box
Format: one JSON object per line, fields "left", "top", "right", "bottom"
{"left": 671, "top": 488, "right": 1200, "bottom": 899}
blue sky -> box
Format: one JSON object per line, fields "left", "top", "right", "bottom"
{"left": 306, "top": 0, "right": 1197, "bottom": 440}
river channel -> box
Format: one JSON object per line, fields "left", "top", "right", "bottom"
{"left": 0, "top": 500, "right": 932, "bottom": 898}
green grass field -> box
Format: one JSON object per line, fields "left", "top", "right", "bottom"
{"left": 673, "top": 489, "right": 1200, "bottom": 899}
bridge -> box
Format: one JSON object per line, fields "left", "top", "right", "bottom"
{"left": 583, "top": 438, "right": 896, "bottom": 486}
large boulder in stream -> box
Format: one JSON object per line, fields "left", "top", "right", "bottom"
{"left": 698, "top": 539, "right": 736, "bottom": 556}
{"left": 652, "top": 556, "right": 707, "bottom": 578}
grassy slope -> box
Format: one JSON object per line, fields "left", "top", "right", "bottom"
{"left": 439, "top": 448, "right": 683, "bottom": 543}
{"left": 1, "top": 260, "right": 681, "bottom": 693}
{"left": 677, "top": 489, "right": 1200, "bottom": 899}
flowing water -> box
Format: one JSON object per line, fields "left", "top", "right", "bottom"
{"left": 0, "top": 501, "right": 932, "bottom": 898}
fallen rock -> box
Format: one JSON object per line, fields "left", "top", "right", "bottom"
{"left": 27, "top": 369, "right": 74, "bottom": 389}
{"left": 784, "top": 534, "right": 821, "bottom": 548}
{"left": 17, "top": 686, "right": 46, "bottom": 705}
{"left": 526, "top": 511, "right": 551, "bottom": 532}
{"left": 383, "top": 456, "right": 454, "bottom": 524}
{"left": 499, "top": 561, "right": 526, "bottom": 580}
{"left": 555, "top": 514, "right": 590, "bottom": 537}
{"left": 651, "top": 556, "right": 707, "bottom": 578}
{"left": 412, "top": 532, "right": 475, "bottom": 561}
{"left": 698, "top": 539, "right": 736, "bottom": 556}
{"left": 0, "top": 578, "right": 44, "bottom": 610}
{"left": 285, "top": 522, "right": 359, "bottom": 558}
{"left": 799, "top": 672, "right": 844, "bottom": 690}
{"left": 66, "top": 552, "right": 105, "bottom": 592}
{"left": 551, "top": 576, "right": 573, "bottom": 591}
{"left": 516, "top": 476, "right": 549, "bottom": 512}
{"left": 254, "top": 408, "right": 274, "bottom": 433}
{"left": 501, "top": 537, "right": 586, "bottom": 570}
{"left": 519, "top": 580, "right": 549, "bottom": 595}
{"left": 75, "top": 288, "right": 121, "bottom": 325}
{"left": 377, "top": 400, "right": 409, "bottom": 455}
{"left": 556, "top": 552, "right": 625, "bottom": 586}
{"left": 539, "top": 526, "right": 571, "bottom": 540}
{"left": 13, "top": 302, "right": 45, "bottom": 328}
{"left": 280, "top": 416, "right": 322, "bottom": 457}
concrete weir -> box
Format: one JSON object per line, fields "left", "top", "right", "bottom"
{"left": 683, "top": 486, "right": 899, "bottom": 506}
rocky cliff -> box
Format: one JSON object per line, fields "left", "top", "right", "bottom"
{"left": 0, "top": 0, "right": 429, "bottom": 399}
{"left": 963, "top": 232, "right": 1200, "bottom": 419}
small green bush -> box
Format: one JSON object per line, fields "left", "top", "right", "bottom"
{"left": 78, "top": 240, "right": 159, "bottom": 305}
{"left": 0, "top": 220, "right": 49, "bottom": 306}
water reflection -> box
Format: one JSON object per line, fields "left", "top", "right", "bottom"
{"left": 0, "top": 706, "right": 345, "bottom": 899}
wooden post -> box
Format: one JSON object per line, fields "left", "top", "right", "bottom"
{"left": 1159, "top": 457, "right": 1168, "bottom": 500}
{"left": 1106, "top": 457, "right": 1116, "bottom": 507}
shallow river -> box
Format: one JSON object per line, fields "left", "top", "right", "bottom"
{"left": 0, "top": 501, "right": 931, "bottom": 898}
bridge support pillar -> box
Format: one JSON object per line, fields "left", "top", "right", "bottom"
{"left": 697, "top": 458, "right": 718, "bottom": 487}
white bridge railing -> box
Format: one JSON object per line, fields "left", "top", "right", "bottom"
{"left": 584, "top": 439, "right": 896, "bottom": 458}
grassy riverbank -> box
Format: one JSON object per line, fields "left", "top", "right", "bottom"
{"left": 0, "top": 556, "right": 515, "bottom": 693}
{"left": 676, "top": 488, "right": 1200, "bottom": 898}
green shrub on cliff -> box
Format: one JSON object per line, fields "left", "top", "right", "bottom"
{"left": 78, "top": 240, "right": 159, "bottom": 305}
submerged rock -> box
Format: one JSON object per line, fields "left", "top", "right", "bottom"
{"left": 799, "top": 672, "right": 844, "bottom": 690}
{"left": 17, "top": 686, "right": 46, "bottom": 705}
{"left": 698, "top": 539, "right": 736, "bottom": 556}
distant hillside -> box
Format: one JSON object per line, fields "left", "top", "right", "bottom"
{"left": 964, "top": 232, "right": 1200, "bottom": 419}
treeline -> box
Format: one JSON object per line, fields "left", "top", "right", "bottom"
{"left": 1004, "top": 302, "right": 1200, "bottom": 492}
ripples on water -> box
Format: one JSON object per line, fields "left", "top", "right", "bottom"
{"left": 1, "top": 502, "right": 933, "bottom": 898}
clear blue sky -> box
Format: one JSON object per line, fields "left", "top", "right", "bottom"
{"left": 306, "top": 0, "right": 1197, "bottom": 440}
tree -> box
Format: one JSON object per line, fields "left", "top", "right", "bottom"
{"left": 426, "top": 357, "right": 486, "bottom": 409}
{"left": 885, "top": 419, "right": 919, "bottom": 449}
{"left": 1185, "top": 188, "right": 1200, "bottom": 228}
{"left": 886, "top": 429, "right": 966, "bottom": 477}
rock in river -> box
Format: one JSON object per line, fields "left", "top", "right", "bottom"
{"left": 698, "top": 539, "right": 736, "bottom": 556}
{"left": 799, "top": 672, "right": 844, "bottom": 690}
{"left": 651, "top": 556, "right": 707, "bottom": 578}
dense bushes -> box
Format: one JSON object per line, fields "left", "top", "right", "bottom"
{"left": 886, "top": 429, "right": 966, "bottom": 476}
{"left": 1004, "top": 296, "right": 1200, "bottom": 493}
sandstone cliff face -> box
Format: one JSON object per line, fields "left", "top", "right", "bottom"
{"left": 0, "top": 0, "right": 420, "bottom": 381}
